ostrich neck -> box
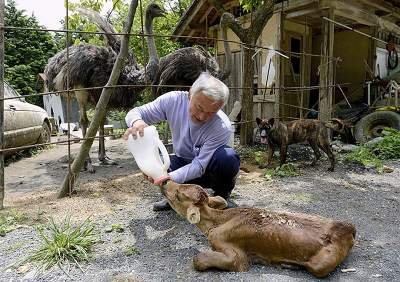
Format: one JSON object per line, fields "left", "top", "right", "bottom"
{"left": 145, "top": 14, "right": 158, "bottom": 64}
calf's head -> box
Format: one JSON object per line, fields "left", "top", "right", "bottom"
{"left": 256, "top": 117, "right": 274, "bottom": 144}
{"left": 162, "top": 181, "right": 227, "bottom": 224}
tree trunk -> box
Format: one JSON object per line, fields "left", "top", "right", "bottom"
{"left": 208, "top": 0, "right": 275, "bottom": 145}
{"left": 240, "top": 46, "right": 255, "bottom": 145}
{"left": 58, "top": 0, "right": 139, "bottom": 198}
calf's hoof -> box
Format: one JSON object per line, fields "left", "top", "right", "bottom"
{"left": 193, "top": 253, "right": 208, "bottom": 271}
{"left": 327, "top": 166, "right": 334, "bottom": 172}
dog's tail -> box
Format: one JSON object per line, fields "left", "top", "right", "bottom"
{"left": 323, "top": 118, "right": 346, "bottom": 134}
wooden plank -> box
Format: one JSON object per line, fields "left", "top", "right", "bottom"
{"left": 274, "top": 0, "right": 317, "bottom": 12}
{"left": 177, "top": 0, "right": 206, "bottom": 43}
{"left": 357, "top": 0, "right": 400, "bottom": 17}
{"left": 274, "top": 10, "right": 284, "bottom": 120}
{"left": 319, "top": 9, "right": 335, "bottom": 124}
{"left": 334, "top": 0, "right": 400, "bottom": 35}
{"left": 286, "top": 8, "right": 321, "bottom": 19}
{"left": 199, "top": 6, "right": 214, "bottom": 23}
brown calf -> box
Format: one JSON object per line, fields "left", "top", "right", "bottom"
{"left": 162, "top": 181, "right": 356, "bottom": 278}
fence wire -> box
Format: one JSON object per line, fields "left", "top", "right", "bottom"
{"left": 0, "top": 0, "right": 349, "bottom": 198}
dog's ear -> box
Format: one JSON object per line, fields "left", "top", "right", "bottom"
{"left": 208, "top": 196, "right": 227, "bottom": 209}
{"left": 256, "top": 117, "right": 262, "bottom": 126}
{"left": 186, "top": 204, "right": 201, "bottom": 224}
{"left": 268, "top": 118, "right": 275, "bottom": 126}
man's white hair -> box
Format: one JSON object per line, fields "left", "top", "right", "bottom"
{"left": 190, "top": 72, "right": 229, "bottom": 106}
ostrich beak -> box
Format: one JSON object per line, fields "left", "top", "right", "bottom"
{"left": 157, "top": 7, "right": 166, "bottom": 18}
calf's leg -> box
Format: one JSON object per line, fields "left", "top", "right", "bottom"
{"left": 193, "top": 248, "right": 249, "bottom": 272}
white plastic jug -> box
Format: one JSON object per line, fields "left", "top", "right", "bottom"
{"left": 127, "top": 125, "right": 170, "bottom": 181}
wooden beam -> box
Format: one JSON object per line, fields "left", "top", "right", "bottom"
{"left": 319, "top": 9, "right": 335, "bottom": 124}
{"left": 334, "top": 0, "right": 400, "bottom": 36}
{"left": 176, "top": 0, "right": 205, "bottom": 38}
{"left": 274, "top": 10, "right": 284, "bottom": 120}
{"left": 286, "top": 8, "right": 321, "bottom": 19}
{"left": 357, "top": 0, "right": 400, "bottom": 17}
{"left": 274, "top": 0, "right": 317, "bottom": 12}
{"left": 199, "top": 6, "right": 214, "bottom": 23}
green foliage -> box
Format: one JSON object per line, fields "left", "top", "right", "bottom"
{"left": 0, "top": 209, "right": 27, "bottom": 236}
{"left": 23, "top": 218, "right": 98, "bottom": 272}
{"left": 235, "top": 145, "right": 266, "bottom": 165}
{"left": 239, "top": 0, "right": 263, "bottom": 12}
{"left": 4, "top": 0, "right": 58, "bottom": 106}
{"left": 105, "top": 223, "right": 125, "bottom": 233}
{"left": 345, "top": 128, "right": 400, "bottom": 171}
{"left": 155, "top": 121, "right": 170, "bottom": 140}
{"left": 254, "top": 151, "right": 267, "bottom": 166}
{"left": 264, "top": 163, "right": 301, "bottom": 180}
{"left": 111, "top": 0, "right": 183, "bottom": 66}
{"left": 66, "top": 0, "right": 108, "bottom": 46}
{"left": 124, "top": 245, "right": 141, "bottom": 256}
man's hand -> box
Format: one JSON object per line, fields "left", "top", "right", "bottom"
{"left": 123, "top": 119, "right": 148, "bottom": 140}
{"left": 143, "top": 173, "right": 171, "bottom": 187}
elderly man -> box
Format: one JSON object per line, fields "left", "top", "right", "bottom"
{"left": 124, "top": 72, "right": 240, "bottom": 211}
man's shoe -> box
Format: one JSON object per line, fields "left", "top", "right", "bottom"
{"left": 152, "top": 199, "right": 172, "bottom": 211}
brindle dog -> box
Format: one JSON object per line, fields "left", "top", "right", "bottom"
{"left": 256, "top": 118, "right": 345, "bottom": 171}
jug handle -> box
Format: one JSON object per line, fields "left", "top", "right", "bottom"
{"left": 156, "top": 139, "right": 170, "bottom": 171}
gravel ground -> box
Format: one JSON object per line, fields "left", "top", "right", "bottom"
{"left": 1, "top": 138, "right": 399, "bottom": 281}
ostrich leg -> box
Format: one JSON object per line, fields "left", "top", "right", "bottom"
{"left": 76, "top": 90, "right": 95, "bottom": 173}
{"left": 98, "top": 114, "right": 117, "bottom": 165}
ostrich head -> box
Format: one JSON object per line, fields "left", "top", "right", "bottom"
{"left": 144, "top": 3, "right": 165, "bottom": 83}
{"left": 146, "top": 3, "right": 166, "bottom": 19}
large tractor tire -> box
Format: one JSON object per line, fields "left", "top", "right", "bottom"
{"left": 354, "top": 111, "right": 400, "bottom": 143}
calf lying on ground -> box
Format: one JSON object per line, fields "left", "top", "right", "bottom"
{"left": 162, "top": 181, "right": 356, "bottom": 278}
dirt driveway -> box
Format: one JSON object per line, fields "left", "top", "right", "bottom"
{"left": 1, "top": 138, "right": 399, "bottom": 281}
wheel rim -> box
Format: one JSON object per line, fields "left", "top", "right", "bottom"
{"left": 42, "top": 126, "right": 50, "bottom": 143}
{"left": 366, "top": 121, "right": 391, "bottom": 139}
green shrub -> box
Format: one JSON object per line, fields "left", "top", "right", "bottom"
{"left": 345, "top": 128, "right": 400, "bottom": 171}
{"left": 264, "top": 163, "right": 301, "bottom": 180}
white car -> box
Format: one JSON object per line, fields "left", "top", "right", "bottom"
{"left": 3, "top": 82, "right": 51, "bottom": 153}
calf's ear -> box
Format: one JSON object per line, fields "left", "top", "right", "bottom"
{"left": 187, "top": 205, "right": 201, "bottom": 224}
{"left": 208, "top": 196, "right": 227, "bottom": 209}
{"left": 256, "top": 117, "right": 262, "bottom": 125}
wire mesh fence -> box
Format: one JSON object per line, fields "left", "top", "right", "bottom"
{"left": 0, "top": 0, "right": 345, "bottom": 203}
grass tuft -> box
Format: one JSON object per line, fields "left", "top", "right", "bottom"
{"left": 0, "top": 209, "right": 27, "bottom": 236}
{"left": 22, "top": 217, "right": 98, "bottom": 272}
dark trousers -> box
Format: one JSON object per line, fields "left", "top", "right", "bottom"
{"left": 169, "top": 145, "right": 240, "bottom": 198}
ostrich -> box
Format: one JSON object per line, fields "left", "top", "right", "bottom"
{"left": 76, "top": 5, "right": 233, "bottom": 97}
{"left": 45, "top": 3, "right": 166, "bottom": 173}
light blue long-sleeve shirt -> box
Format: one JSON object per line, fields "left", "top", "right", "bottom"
{"left": 125, "top": 91, "right": 232, "bottom": 183}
